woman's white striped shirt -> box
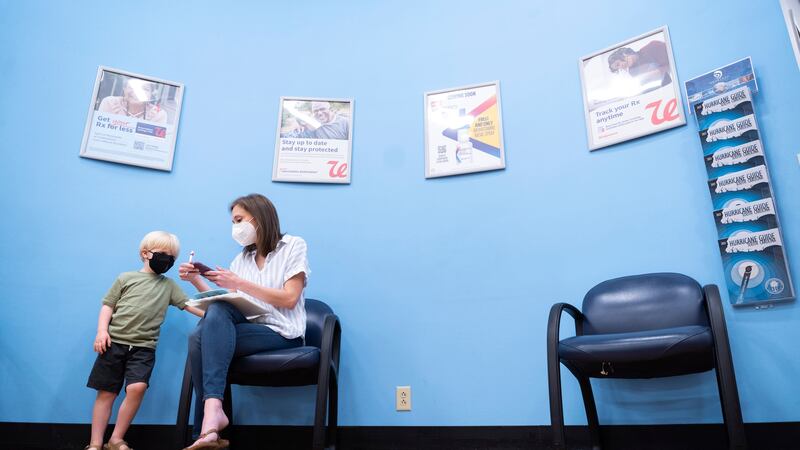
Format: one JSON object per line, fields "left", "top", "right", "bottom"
{"left": 230, "top": 234, "right": 309, "bottom": 339}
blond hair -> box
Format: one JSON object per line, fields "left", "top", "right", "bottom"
{"left": 139, "top": 231, "right": 180, "bottom": 258}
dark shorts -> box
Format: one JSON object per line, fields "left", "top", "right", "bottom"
{"left": 87, "top": 342, "right": 156, "bottom": 394}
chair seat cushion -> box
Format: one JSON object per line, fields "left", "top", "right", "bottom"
{"left": 559, "top": 325, "right": 714, "bottom": 378}
{"left": 228, "top": 346, "right": 320, "bottom": 387}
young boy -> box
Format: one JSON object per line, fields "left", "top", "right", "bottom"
{"left": 85, "top": 231, "right": 203, "bottom": 450}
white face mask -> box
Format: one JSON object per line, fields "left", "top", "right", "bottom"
{"left": 232, "top": 220, "right": 257, "bottom": 246}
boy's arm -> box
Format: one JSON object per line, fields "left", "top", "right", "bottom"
{"left": 184, "top": 305, "right": 205, "bottom": 318}
{"left": 170, "top": 280, "right": 204, "bottom": 318}
{"left": 94, "top": 305, "right": 113, "bottom": 354}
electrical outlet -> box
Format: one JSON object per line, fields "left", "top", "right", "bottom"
{"left": 396, "top": 386, "right": 411, "bottom": 411}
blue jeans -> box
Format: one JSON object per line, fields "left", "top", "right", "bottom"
{"left": 188, "top": 301, "right": 303, "bottom": 435}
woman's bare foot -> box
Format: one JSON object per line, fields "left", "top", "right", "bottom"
{"left": 189, "top": 399, "right": 229, "bottom": 447}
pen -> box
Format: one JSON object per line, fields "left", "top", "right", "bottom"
{"left": 189, "top": 250, "right": 194, "bottom": 263}
{"left": 736, "top": 265, "right": 752, "bottom": 304}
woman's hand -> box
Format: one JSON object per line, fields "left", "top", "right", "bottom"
{"left": 179, "top": 262, "right": 200, "bottom": 282}
{"left": 204, "top": 267, "right": 242, "bottom": 290}
{"left": 94, "top": 330, "right": 111, "bottom": 354}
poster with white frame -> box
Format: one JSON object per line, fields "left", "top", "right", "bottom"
{"left": 579, "top": 26, "right": 686, "bottom": 151}
{"left": 780, "top": 0, "right": 800, "bottom": 71}
{"left": 424, "top": 81, "right": 505, "bottom": 178}
{"left": 272, "top": 97, "right": 353, "bottom": 184}
{"left": 79, "top": 66, "right": 184, "bottom": 171}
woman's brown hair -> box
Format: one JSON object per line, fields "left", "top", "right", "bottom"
{"left": 230, "top": 194, "right": 283, "bottom": 257}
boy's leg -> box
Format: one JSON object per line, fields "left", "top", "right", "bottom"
{"left": 108, "top": 346, "right": 155, "bottom": 447}
{"left": 109, "top": 382, "right": 147, "bottom": 447}
{"left": 90, "top": 390, "right": 117, "bottom": 447}
{"left": 87, "top": 344, "right": 125, "bottom": 447}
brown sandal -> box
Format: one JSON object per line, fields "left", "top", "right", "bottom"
{"left": 84, "top": 445, "right": 102, "bottom": 450}
{"left": 181, "top": 429, "right": 229, "bottom": 450}
{"left": 104, "top": 440, "right": 133, "bottom": 450}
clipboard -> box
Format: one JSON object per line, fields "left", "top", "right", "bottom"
{"left": 186, "top": 289, "right": 270, "bottom": 318}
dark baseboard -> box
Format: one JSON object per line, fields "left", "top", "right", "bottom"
{"left": 1, "top": 422, "right": 798, "bottom": 450}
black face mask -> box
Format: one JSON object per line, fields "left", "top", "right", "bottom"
{"left": 148, "top": 252, "right": 175, "bottom": 274}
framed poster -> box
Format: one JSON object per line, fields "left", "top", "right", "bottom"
{"left": 273, "top": 97, "right": 353, "bottom": 184}
{"left": 79, "top": 66, "right": 184, "bottom": 171}
{"left": 424, "top": 81, "right": 505, "bottom": 178}
{"left": 780, "top": 0, "right": 800, "bottom": 71}
{"left": 579, "top": 26, "right": 685, "bottom": 151}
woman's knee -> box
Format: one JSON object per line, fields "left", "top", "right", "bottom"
{"left": 204, "top": 301, "right": 238, "bottom": 321}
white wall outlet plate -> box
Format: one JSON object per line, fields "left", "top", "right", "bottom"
{"left": 396, "top": 386, "right": 411, "bottom": 411}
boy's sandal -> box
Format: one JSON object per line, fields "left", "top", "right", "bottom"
{"left": 181, "top": 429, "right": 229, "bottom": 450}
{"left": 104, "top": 440, "right": 133, "bottom": 450}
{"left": 84, "top": 446, "right": 102, "bottom": 450}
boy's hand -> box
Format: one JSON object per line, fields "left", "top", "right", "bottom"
{"left": 94, "top": 330, "right": 111, "bottom": 354}
{"left": 179, "top": 262, "right": 200, "bottom": 282}
{"left": 185, "top": 305, "right": 205, "bottom": 318}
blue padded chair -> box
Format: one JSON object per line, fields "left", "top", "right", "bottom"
{"left": 547, "top": 273, "right": 746, "bottom": 450}
{"left": 175, "top": 298, "right": 341, "bottom": 450}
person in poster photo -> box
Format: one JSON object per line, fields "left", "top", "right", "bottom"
{"left": 607, "top": 39, "right": 672, "bottom": 88}
{"left": 281, "top": 101, "right": 350, "bottom": 140}
{"left": 97, "top": 77, "right": 168, "bottom": 124}
{"left": 305, "top": 101, "right": 349, "bottom": 139}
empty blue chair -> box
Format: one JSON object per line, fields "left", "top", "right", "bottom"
{"left": 547, "top": 273, "right": 746, "bottom": 449}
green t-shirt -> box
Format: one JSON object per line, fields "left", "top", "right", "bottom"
{"left": 102, "top": 271, "right": 189, "bottom": 349}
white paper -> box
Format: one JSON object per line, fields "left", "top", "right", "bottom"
{"left": 186, "top": 293, "right": 270, "bottom": 318}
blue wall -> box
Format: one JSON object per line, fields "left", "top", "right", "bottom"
{"left": 1, "top": 0, "right": 799, "bottom": 427}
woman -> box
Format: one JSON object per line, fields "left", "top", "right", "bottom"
{"left": 178, "top": 194, "right": 309, "bottom": 449}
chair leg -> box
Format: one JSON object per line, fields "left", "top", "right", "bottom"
{"left": 715, "top": 363, "right": 747, "bottom": 449}
{"left": 222, "top": 383, "right": 234, "bottom": 447}
{"left": 175, "top": 356, "right": 194, "bottom": 449}
{"left": 705, "top": 285, "right": 747, "bottom": 449}
{"left": 547, "top": 353, "right": 566, "bottom": 449}
{"left": 326, "top": 369, "right": 339, "bottom": 450}
{"left": 313, "top": 371, "right": 330, "bottom": 450}
{"left": 576, "top": 375, "right": 602, "bottom": 450}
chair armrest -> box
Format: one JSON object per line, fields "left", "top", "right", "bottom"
{"left": 547, "top": 303, "right": 584, "bottom": 368}
{"left": 548, "top": 302, "right": 584, "bottom": 340}
{"left": 319, "top": 313, "right": 342, "bottom": 377}
{"left": 546, "top": 302, "right": 584, "bottom": 437}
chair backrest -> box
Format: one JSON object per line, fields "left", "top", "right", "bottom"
{"left": 581, "top": 272, "right": 708, "bottom": 335}
{"left": 304, "top": 298, "right": 334, "bottom": 348}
